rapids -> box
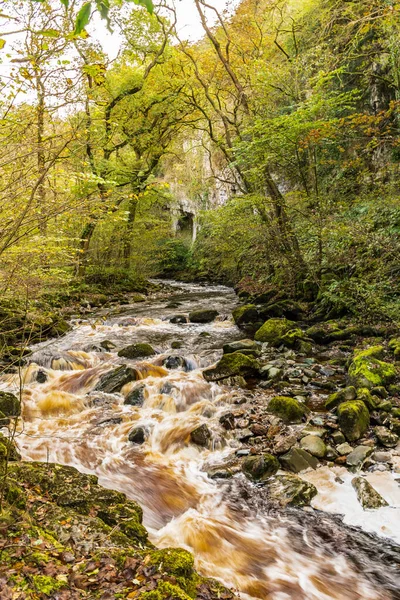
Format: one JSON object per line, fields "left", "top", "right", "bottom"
{"left": 3, "top": 282, "right": 400, "bottom": 599}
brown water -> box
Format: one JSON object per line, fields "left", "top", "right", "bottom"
{"left": 3, "top": 282, "right": 400, "bottom": 599}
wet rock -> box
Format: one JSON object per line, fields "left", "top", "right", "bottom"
{"left": 95, "top": 365, "right": 137, "bottom": 394}
{"left": 331, "top": 431, "right": 346, "bottom": 445}
{"left": 300, "top": 425, "right": 327, "bottom": 438}
{"left": 0, "top": 433, "right": 21, "bottom": 462}
{"left": 274, "top": 433, "right": 297, "bottom": 455}
{"left": 220, "top": 375, "right": 247, "bottom": 388}
{"left": 326, "top": 445, "right": 338, "bottom": 460}
{"left": 237, "top": 428, "right": 253, "bottom": 442}
{"left": 371, "top": 386, "right": 388, "bottom": 399}
{"left": 166, "top": 301, "right": 181, "bottom": 308}
{"left": 346, "top": 446, "right": 373, "bottom": 468}
{"left": 337, "top": 400, "right": 369, "bottom": 442}
{"left": 0, "top": 391, "right": 20, "bottom": 417}
{"left": 171, "top": 340, "right": 183, "bottom": 349}
{"left": 377, "top": 400, "right": 393, "bottom": 412}
{"left": 348, "top": 346, "right": 397, "bottom": 390}
{"left": 219, "top": 412, "right": 235, "bottom": 430}
{"left": 352, "top": 477, "right": 388, "bottom": 509}
{"left": 259, "top": 365, "right": 283, "bottom": 381}
{"left": 207, "top": 468, "right": 234, "bottom": 480}
{"left": 299, "top": 435, "right": 326, "bottom": 458}
{"left": 128, "top": 427, "right": 147, "bottom": 444}
{"left": 118, "top": 343, "right": 155, "bottom": 359}
{"left": 124, "top": 384, "right": 146, "bottom": 407}
{"left": 163, "top": 355, "right": 186, "bottom": 370}
{"left": 242, "top": 453, "right": 279, "bottom": 480}
{"left": 374, "top": 426, "right": 399, "bottom": 448}
{"left": 170, "top": 315, "right": 188, "bottom": 324}
{"left": 266, "top": 473, "right": 318, "bottom": 507}
{"left": 36, "top": 369, "right": 48, "bottom": 383}
{"left": 189, "top": 309, "right": 219, "bottom": 323}
{"left": 100, "top": 340, "right": 116, "bottom": 351}
{"left": 232, "top": 305, "right": 259, "bottom": 328}
{"left": 223, "top": 339, "right": 258, "bottom": 354}
{"left": 356, "top": 388, "right": 380, "bottom": 412}
{"left": 250, "top": 423, "right": 268, "bottom": 437}
{"left": 267, "top": 396, "right": 306, "bottom": 424}
{"left": 190, "top": 424, "right": 211, "bottom": 447}
{"left": 325, "top": 386, "right": 357, "bottom": 410}
{"left": 203, "top": 353, "right": 259, "bottom": 382}
{"left": 279, "top": 448, "right": 319, "bottom": 473}
{"left": 254, "top": 318, "right": 296, "bottom": 345}
{"left": 337, "top": 442, "right": 353, "bottom": 456}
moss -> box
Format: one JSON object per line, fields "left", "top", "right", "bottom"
{"left": 354, "top": 346, "right": 385, "bottom": 360}
{"left": 32, "top": 575, "right": 66, "bottom": 595}
{"left": 348, "top": 349, "right": 397, "bottom": 389}
{"left": 356, "top": 388, "right": 379, "bottom": 411}
{"left": 0, "top": 391, "right": 20, "bottom": 417}
{"left": 149, "top": 548, "right": 194, "bottom": 579}
{"left": 118, "top": 343, "right": 155, "bottom": 359}
{"left": 242, "top": 453, "right": 279, "bottom": 480}
{"left": 325, "top": 386, "right": 357, "bottom": 410}
{"left": 254, "top": 318, "right": 296, "bottom": 345}
{"left": 337, "top": 400, "right": 370, "bottom": 442}
{"left": 203, "top": 352, "right": 259, "bottom": 382}
{"left": 0, "top": 434, "right": 21, "bottom": 462}
{"left": 267, "top": 396, "right": 306, "bottom": 423}
{"left": 232, "top": 304, "right": 259, "bottom": 327}
{"left": 3, "top": 481, "right": 26, "bottom": 509}
{"left": 388, "top": 337, "right": 400, "bottom": 357}
{"left": 140, "top": 581, "right": 192, "bottom": 600}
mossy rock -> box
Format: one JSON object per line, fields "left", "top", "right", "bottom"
{"left": 325, "top": 386, "right": 356, "bottom": 410}
{"left": 0, "top": 433, "right": 21, "bottom": 463}
{"left": 267, "top": 396, "right": 307, "bottom": 423}
{"left": 356, "top": 388, "right": 379, "bottom": 411}
{"left": 203, "top": 353, "right": 259, "bottom": 382}
{"left": 232, "top": 304, "right": 259, "bottom": 327}
{"left": 118, "top": 343, "right": 155, "bottom": 359}
{"left": 189, "top": 309, "right": 219, "bottom": 323}
{"left": 149, "top": 548, "right": 194, "bottom": 579}
{"left": 0, "top": 391, "right": 20, "bottom": 417}
{"left": 388, "top": 337, "right": 400, "bottom": 357}
{"left": 337, "top": 401, "right": 370, "bottom": 442}
{"left": 348, "top": 346, "right": 397, "bottom": 389}
{"left": 267, "top": 473, "right": 318, "bottom": 507}
{"left": 254, "top": 318, "right": 296, "bottom": 345}
{"left": 280, "top": 328, "right": 312, "bottom": 351}
{"left": 242, "top": 453, "right": 279, "bottom": 480}
{"left": 95, "top": 364, "right": 137, "bottom": 393}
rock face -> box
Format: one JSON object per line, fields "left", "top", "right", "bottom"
{"left": 299, "top": 435, "right": 326, "bottom": 458}
{"left": 352, "top": 477, "right": 388, "bottom": 509}
{"left": 232, "top": 304, "right": 259, "bottom": 327}
{"left": 267, "top": 396, "right": 306, "bottom": 423}
{"left": 189, "top": 309, "right": 219, "bottom": 323}
{"left": 118, "top": 343, "right": 155, "bottom": 359}
{"left": 279, "top": 448, "right": 319, "bottom": 473}
{"left": 337, "top": 400, "right": 370, "bottom": 442}
{"left": 348, "top": 346, "right": 397, "bottom": 389}
{"left": 190, "top": 424, "right": 211, "bottom": 447}
{"left": 95, "top": 365, "right": 137, "bottom": 394}
{"left": 254, "top": 318, "right": 296, "bottom": 345}
{"left": 242, "top": 453, "right": 279, "bottom": 480}
{"left": 267, "top": 474, "right": 318, "bottom": 507}
{"left": 203, "top": 353, "right": 259, "bottom": 382}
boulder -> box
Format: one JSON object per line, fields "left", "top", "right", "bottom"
{"left": 100, "top": 340, "right": 116, "bottom": 351}
{"left": 203, "top": 353, "right": 259, "bottom": 382}
{"left": 254, "top": 318, "right": 296, "bottom": 345}
{"left": 190, "top": 424, "right": 211, "bottom": 447}
{"left": 266, "top": 473, "right": 318, "bottom": 507}
{"left": 374, "top": 426, "right": 399, "bottom": 448}
{"left": 337, "top": 401, "right": 369, "bottom": 442}
{"left": 223, "top": 339, "right": 259, "bottom": 354}
{"left": 267, "top": 396, "right": 306, "bottom": 424}
{"left": 346, "top": 445, "right": 373, "bottom": 468}
{"left": 128, "top": 427, "right": 147, "bottom": 445}
{"left": 352, "top": 477, "right": 388, "bottom": 509}
{"left": 325, "top": 386, "right": 357, "bottom": 410}
{"left": 95, "top": 365, "right": 137, "bottom": 394}
{"left": 232, "top": 305, "right": 259, "bottom": 328}
{"left": 118, "top": 343, "right": 155, "bottom": 359}
{"left": 170, "top": 315, "right": 188, "bottom": 324}
{"left": 279, "top": 448, "right": 319, "bottom": 473}
{"left": 124, "top": 384, "right": 146, "bottom": 407}
{"left": 0, "top": 391, "right": 20, "bottom": 417}
{"left": 299, "top": 435, "right": 326, "bottom": 458}
{"left": 242, "top": 453, "right": 279, "bottom": 481}
{"left": 163, "top": 356, "right": 187, "bottom": 370}
{"left": 356, "top": 388, "right": 379, "bottom": 411}
{"left": 189, "top": 309, "right": 219, "bottom": 323}
{"left": 36, "top": 370, "right": 48, "bottom": 383}
{"left": 348, "top": 346, "right": 397, "bottom": 390}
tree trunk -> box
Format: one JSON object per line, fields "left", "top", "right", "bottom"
{"left": 123, "top": 196, "right": 139, "bottom": 269}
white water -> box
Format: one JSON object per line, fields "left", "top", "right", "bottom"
{"left": 2, "top": 282, "right": 400, "bottom": 599}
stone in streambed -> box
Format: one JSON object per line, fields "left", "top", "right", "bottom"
{"left": 348, "top": 346, "right": 397, "bottom": 390}
{"left": 242, "top": 453, "right": 279, "bottom": 481}
{"left": 232, "top": 305, "right": 259, "bottom": 327}
{"left": 325, "top": 386, "right": 357, "bottom": 410}
{"left": 374, "top": 426, "right": 399, "bottom": 448}
{"left": 254, "top": 318, "right": 295, "bottom": 345}
{"left": 267, "top": 396, "right": 306, "bottom": 424}
{"left": 95, "top": 365, "right": 137, "bottom": 394}
{"left": 336, "top": 442, "right": 353, "bottom": 456}
{"left": 352, "top": 477, "right": 388, "bottom": 509}
{"left": 203, "top": 353, "right": 259, "bottom": 382}
{"left": 223, "top": 339, "right": 258, "bottom": 354}
{"left": 337, "top": 401, "right": 369, "bottom": 442}
{"left": 170, "top": 315, "right": 188, "bottom": 324}
{"left": 346, "top": 445, "right": 372, "bottom": 468}
{"left": 190, "top": 424, "right": 211, "bottom": 447}
{"left": 118, "top": 343, "right": 155, "bottom": 359}
{"left": 128, "top": 427, "right": 147, "bottom": 444}
{"left": 189, "top": 309, "right": 219, "bottom": 323}
{"left": 356, "top": 388, "right": 379, "bottom": 411}
{"left": 124, "top": 384, "right": 146, "bottom": 407}
{"left": 299, "top": 435, "right": 326, "bottom": 458}
{"left": 266, "top": 474, "right": 317, "bottom": 507}
{"left": 331, "top": 430, "right": 346, "bottom": 445}
{"left": 279, "top": 448, "right": 319, "bottom": 473}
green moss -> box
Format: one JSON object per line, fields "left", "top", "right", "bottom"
{"left": 348, "top": 346, "right": 397, "bottom": 389}
{"left": 203, "top": 352, "right": 259, "bottom": 382}
{"left": 356, "top": 388, "right": 379, "bottom": 411}
{"left": 337, "top": 400, "right": 370, "bottom": 442}
{"left": 32, "top": 575, "right": 66, "bottom": 595}
{"left": 325, "top": 386, "right": 357, "bottom": 410}
{"left": 388, "top": 337, "right": 400, "bottom": 357}
{"left": 140, "top": 581, "right": 192, "bottom": 600}
{"left": 232, "top": 304, "right": 258, "bottom": 326}
{"left": 0, "top": 391, "right": 20, "bottom": 417}
{"left": 149, "top": 548, "right": 194, "bottom": 579}
{"left": 254, "top": 318, "right": 296, "bottom": 345}
{"left": 354, "top": 346, "right": 385, "bottom": 360}
{"left": 3, "top": 481, "right": 26, "bottom": 509}
{"left": 118, "top": 343, "right": 155, "bottom": 359}
{"left": 242, "top": 453, "right": 279, "bottom": 480}
{"left": 268, "top": 396, "right": 306, "bottom": 423}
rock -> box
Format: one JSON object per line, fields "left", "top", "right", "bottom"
{"left": 300, "top": 426, "right": 327, "bottom": 438}
{"left": 163, "top": 356, "right": 186, "bottom": 370}
{"left": 242, "top": 453, "right": 279, "bottom": 480}
{"left": 377, "top": 400, "right": 393, "bottom": 412}
{"left": 374, "top": 426, "right": 399, "bottom": 448}
{"left": 207, "top": 468, "right": 234, "bottom": 480}
{"left": 280, "top": 328, "right": 312, "bottom": 352}
{"left": 254, "top": 318, "right": 296, "bottom": 345}
{"left": 274, "top": 433, "right": 297, "bottom": 455}
{"left": 388, "top": 337, "right": 400, "bottom": 357}
{"left": 326, "top": 445, "right": 338, "bottom": 460}
{"left": 232, "top": 305, "right": 259, "bottom": 327}
{"left": 189, "top": 309, "right": 219, "bottom": 323}
{"left": 219, "top": 413, "right": 235, "bottom": 430}
{"left": 203, "top": 353, "right": 259, "bottom": 382}
{"left": 250, "top": 423, "right": 268, "bottom": 437}
{"left": 337, "top": 442, "right": 353, "bottom": 456}
{"left": 337, "top": 401, "right": 370, "bottom": 442}
{"left": 170, "top": 315, "right": 188, "bottom": 324}
{"left": 305, "top": 321, "right": 343, "bottom": 344}
{"left": 352, "top": 477, "right": 388, "bottom": 509}
{"left": 100, "top": 340, "right": 116, "bottom": 351}
{"left": 299, "top": 435, "right": 326, "bottom": 458}
{"left": 223, "top": 339, "right": 258, "bottom": 354}
{"left": 0, "top": 391, "right": 21, "bottom": 417}
{"left": 267, "top": 396, "right": 306, "bottom": 424}
{"left": 128, "top": 427, "right": 147, "bottom": 444}
{"left": 266, "top": 473, "right": 318, "bottom": 507}
{"left": 356, "top": 388, "right": 379, "bottom": 411}
{"left": 124, "top": 384, "right": 146, "bottom": 407}
{"left": 259, "top": 365, "right": 283, "bottom": 381}
{"left": 171, "top": 340, "right": 183, "bottom": 349}
{"left": 348, "top": 346, "right": 397, "bottom": 390}
{"left": 95, "top": 365, "right": 137, "bottom": 394}
{"left": 220, "top": 375, "right": 247, "bottom": 388}
{"left": 279, "top": 448, "right": 319, "bottom": 473}
{"left": 346, "top": 445, "right": 373, "bottom": 468}
{"left": 36, "top": 370, "right": 48, "bottom": 383}
{"left": 237, "top": 428, "right": 253, "bottom": 442}
{"left": 0, "top": 433, "right": 21, "bottom": 462}
{"left": 371, "top": 386, "right": 388, "bottom": 399}
{"left": 325, "top": 386, "right": 357, "bottom": 410}
{"left": 331, "top": 431, "right": 346, "bottom": 445}
{"left": 373, "top": 451, "right": 392, "bottom": 463}
{"left": 118, "top": 343, "right": 155, "bottom": 359}
{"left": 190, "top": 424, "right": 211, "bottom": 447}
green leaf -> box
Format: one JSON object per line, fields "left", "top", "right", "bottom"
{"left": 127, "top": 0, "right": 154, "bottom": 15}
{"left": 95, "top": 0, "right": 112, "bottom": 32}
{"left": 74, "top": 2, "right": 92, "bottom": 35}
{"left": 0, "top": 39, "right": 6, "bottom": 50}
{"left": 60, "top": 0, "right": 69, "bottom": 6}
{"left": 37, "top": 29, "right": 60, "bottom": 38}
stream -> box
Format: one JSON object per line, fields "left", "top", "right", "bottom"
{"left": 3, "top": 281, "right": 400, "bottom": 599}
